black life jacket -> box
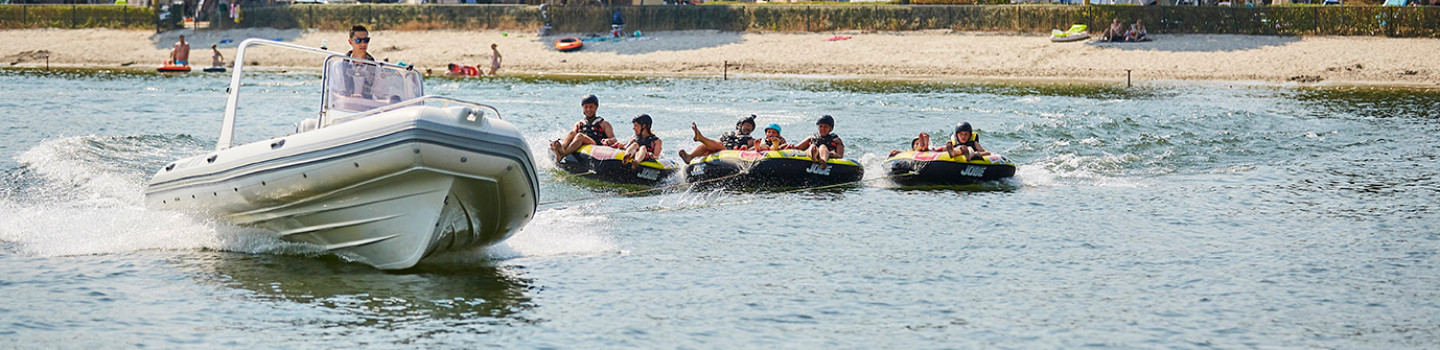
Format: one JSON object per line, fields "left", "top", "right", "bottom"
{"left": 811, "top": 133, "right": 841, "bottom": 149}
{"left": 630, "top": 134, "right": 660, "bottom": 160}
{"left": 576, "top": 117, "right": 608, "bottom": 143}
{"left": 719, "top": 131, "right": 754, "bottom": 150}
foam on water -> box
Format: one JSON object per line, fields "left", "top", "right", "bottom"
{"left": 424, "top": 204, "right": 620, "bottom": 264}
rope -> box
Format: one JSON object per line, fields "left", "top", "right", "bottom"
{"left": 537, "top": 172, "right": 742, "bottom": 206}
{"left": 584, "top": 171, "right": 917, "bottom": 215}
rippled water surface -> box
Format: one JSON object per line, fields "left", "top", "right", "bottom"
{"left": 2, "top": 68, "right": 1438, "bottom": 348}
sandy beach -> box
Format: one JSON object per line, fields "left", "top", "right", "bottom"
{"left": 2, "top": 27, "right": 1437, "bottom": 87}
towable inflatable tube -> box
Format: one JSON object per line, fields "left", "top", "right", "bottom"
{"left": 883, "top": 151, "right": 1016, "bottom": 186}
{"left": 157, "top": 64, "right": 191, "bottom": 73}
{"left": 557, "top": 145, "right": 680, "bottom": 185}
{"left": 555, "top": 37, "right": 583, "bottom": 52}
{"left": 685, "top": 149, "right": 864, "bottom": 188}
{"left": 1051, "top": 24, "right": 1089, "bottom": 43}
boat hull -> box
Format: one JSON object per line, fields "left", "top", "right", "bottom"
{"left": 146, "top": 106, "right": 537, "bottom": 269}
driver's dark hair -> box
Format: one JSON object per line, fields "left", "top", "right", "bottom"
{"left": 350, "top": 25, "right": 368, "bottom": 39}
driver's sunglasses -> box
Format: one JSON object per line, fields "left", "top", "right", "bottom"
{"left": 352, "top": 37, "right": 370, "bottom": 44}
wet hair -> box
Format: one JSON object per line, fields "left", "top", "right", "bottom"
{"left": 581, "top": 94, "right": 599, "bottom": 106}
{"left": 816, "top": 115, "right": 835, "bottom": 126}
{"left": 349, "top": 25, "right": 368, "bottom": 39}
{"left": 736, "top": 115, "right": 757, "bottom": 129}
{"left": 632, "top": 114, "right": 653, "bottom": 133}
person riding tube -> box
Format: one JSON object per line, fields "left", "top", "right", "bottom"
{"left": 793, "top": 115, "right": 845, "bottom": 168}
{"left": 550, "top": 94, "right": 618, "bottom": 159}
{"left": 679, "top": 115, "right": 760, "bottom": 163}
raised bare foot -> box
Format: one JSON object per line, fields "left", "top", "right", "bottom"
{"left": 690, "top": 122, "right": 702, "bottom": 142}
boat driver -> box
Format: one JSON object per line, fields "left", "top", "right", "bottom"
{"left": 330, "top": 25, "right": 379, "bottom": 100}
{"left": 550, "top": 94, "right": 618, "bottom": 159}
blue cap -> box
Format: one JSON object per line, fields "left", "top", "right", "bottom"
{"left": 764, "top": 123, "right": 781, "bottom": 134}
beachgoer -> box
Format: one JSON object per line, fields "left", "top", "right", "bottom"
{"left": 1104, "top": 18, "right": 1125, "bottom": 42}
{"left": 347, "top": 25, "right": 375, "bottom": 61}
{"left": 944, "top": 122, "right": 991, "bottom": 161}
{"left": 793, "top": 115, "right": 845, "bottom": 166}
{"left": 170, "top": 35, "right": 190, "bottom": 66}
{"left": 1127, "top": 20, "right": 1148, "bottom": 42}
{"left": 755, "top": 123, "right": 789, "bottom": 151}
{"left": 889, "top": 132, "right": 935, "bottom": 157}
{"left": 209, "top": 44, "right": 224, "bottom": 68}
{"left": 488, "top": 43, "right": 502, "bottom": 76}
{"left": 679, "top": 115, "right": 759, "bottom": 163}
{"left": 446, "top": 63, "right": 479, "bottom": 76}
{"left": 622, "top": 114, "right": 662, "bottom": 166}
{"left": 550, "top": 94, "right": 618, "bottom": 159}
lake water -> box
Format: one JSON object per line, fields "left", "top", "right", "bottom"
{"left": 2, "top": 68, "right": 1438, "bottom": 348}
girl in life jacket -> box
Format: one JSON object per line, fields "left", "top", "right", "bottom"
{"left": 794, "top": 115, "right": 845, "bottom": 166}
{"left": 678, "top": 115, "right": 760, "bottom": 164}
{"left": 944, "top": 122, "right": 990, "bottom": 161}
{"left": 550, "top": 94, "right": 618, "bottom": 159}
{"left": 755, "top": 123, "right": 789, "bottom": 151}
{"left": 622, "top": 114, "right": 663, "bottom": 166}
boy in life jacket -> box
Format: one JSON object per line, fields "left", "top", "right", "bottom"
{"left": 622, "top": 114, "right": 662, "bottom": 166}
{"left": 550, "top": 94, "right": 618, "bottom": 159}
{"left": 794, "top": 115, "right": 845, "bottom": 167}
{"left": 944, "top": 122, "right": 990, "bottom": 161}
{"left": 755, "top": 123, "right": 789, "bottom": 151}
{"left": 679, "top": 115, "right": 759, "bottom": 163}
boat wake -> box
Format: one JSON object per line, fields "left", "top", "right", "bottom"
{"left": 1, "top": 135, "right": 616, "bottom": 264}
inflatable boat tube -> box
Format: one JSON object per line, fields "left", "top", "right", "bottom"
{"left": 203, "top": 67, "right": 227, "bottom": 73}
{"left": 684, "top": 149, "right": 864, "bottom": 189}
{"left": 1051, "top": 24, "right": 1090, "bottom": 43}
{"left": 157, "top": 64, "right": 191, "bottom": 73}
{"left": 883, "top": 151, "right": 1016, "bottom": 186}
{"left": 555, "top": 37, "right": 583, "bottom": 52}
{"left": 557, "top": 145, "right": 680, "bottom": 185}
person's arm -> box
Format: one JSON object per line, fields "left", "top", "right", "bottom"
{"left": 794, "top": 137, "right": 813, "bottom": 150}
{"left": 973, "top": 142, "right": 989, "bottom": 156}
{"left": 648, "top": 139, "right": 662, "bottom": 161}
{"left": 601, "top": 121, "right": 618, "bottom": 146}
{"left": 832, "top": 138, "right": 845, "bottom": 158}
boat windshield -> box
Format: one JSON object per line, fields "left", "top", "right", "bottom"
{"left": 322, "top": 56, "right": 423, "bottom": 116}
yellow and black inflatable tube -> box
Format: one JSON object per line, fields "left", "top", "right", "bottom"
{"left": 557, "top": 145, "right": 680, "bottom": 185}
{"left": 685, "top": 149, "right": 864, "bottom": 188}
{"left": 882, "top": 151, "right": 1016, "bottom": 186}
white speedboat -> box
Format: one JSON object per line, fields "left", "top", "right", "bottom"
{"left": 145, "top": 39, "right": 537, "bottom": 270}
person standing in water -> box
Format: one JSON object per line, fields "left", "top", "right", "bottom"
{"left": 550, "top": 94, "right": 618, "bottom": 159}
{"left": 170, "top": 35, "right": 190, "bottom": 66}
{"left": 487, "top": 43, "right": 502, "bottom": 76}
{"left": 210, "top": 44, "right": 224, "bottom": 68}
